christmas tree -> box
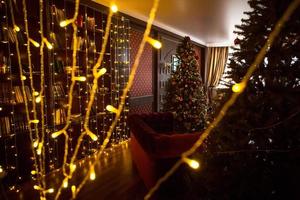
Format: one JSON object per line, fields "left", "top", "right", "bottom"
{"left": 182, "top": 0, "right": 300, "bottom": 199}
{"left": 163, "top": 36, "right": 207, "bottom": 132}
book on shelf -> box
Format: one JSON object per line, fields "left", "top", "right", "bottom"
{"left": 0, "top": 115, "right": 28, "bottom": 138}
{"left": 0, "top": 84, "right": 32, "bottom": 104}
{"left": 54, "top": 108, "right": 66, "bottom": 125}
{"left": 52, "top": 82, "right": 65, "bottom": 98}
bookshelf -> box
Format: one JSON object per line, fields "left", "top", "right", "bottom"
{"left": 0, "top": 0, "right": 130, "bottom": 190}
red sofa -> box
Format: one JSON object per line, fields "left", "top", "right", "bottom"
{"left": 128, "top": 112, "right": 202, "bottom": 189}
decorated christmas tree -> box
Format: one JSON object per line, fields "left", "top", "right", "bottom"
{"left": 182, "top": 0, "right": 300, "bottom": 199}
{"left": 163, "top": 36, "right": 207, "bottom": 132}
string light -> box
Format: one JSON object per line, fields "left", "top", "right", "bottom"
{"left": 43, "top": 37, "right": 53, "bottom": 49}
{"left": 146, "top": 37, "right": 162, "bottom": 49}
{"left": 35, "top": 95, "right": 41, "bottom": 103}
{"left": 29, "top": 119, "right": 39, "bottom": 124}
{"left": 182, "top": 157, "right": 200, "bottom": 169}
{"left": 59, "top": 19, "right": 74, "bottom": 27}
{"left": 21, "top": 75, "right": 26, "bottom": 80}
{"left": 45, "top": 188, "right": 54, "bottom": 194}
{"left": 232, "top": 82, "right": 245, "bottom": 93}
{"left": 13, "top": 25, "right": 20, "bottom": 32}
{"left": 63, "top": 178, "right": 68, "bottom": 188}
{"left": 33, "top": 140, "right": 39, "bottom": 148}
{"left": 31, "top": 170, "right": 37, "bottom": 175}
{"left": 106, "top": 105, "right": 118, "bottom": 113}
{"left": 71, "top": 185, "right": 76, "bottom": 198}
{"left": 33, "top": 91, "right": 39, "bottom": 96}
{"left": 29, "top": 38, "right": 40, "bottom": 47}
{"left": 111, "top": 4, "right": 118, "bottom": 13}
{"left": 89, "top": 166, "right": 96, "bottom": 181}
{"left": 72, "top": 76, "right": 87, "bottom": 82}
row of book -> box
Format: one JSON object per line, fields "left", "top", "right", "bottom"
{"left": 0, "top": 115, "right": 29, "bottom": 138}
{"left": 52, "top": 82, "right": 65, "bottom": 98}
{"left": 54, "top": 108, "right": 66, "bottom": 125}
{"left": 0, "top": 84, "right": 32, "bottom": 104}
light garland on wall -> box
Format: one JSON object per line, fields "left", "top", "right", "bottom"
{"left": 3, "top": 0, "right": 161, "bottom": 199}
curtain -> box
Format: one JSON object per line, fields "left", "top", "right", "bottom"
{"left": 205, "top": 47, "right": 229, "bottom": 100}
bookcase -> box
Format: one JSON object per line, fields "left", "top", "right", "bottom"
{"left": 0, "top": 0, "right": 130, "bottom": 190}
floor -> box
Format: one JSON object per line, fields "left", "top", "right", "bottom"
{"left": 4, "top": 141, "right": 148, "bottom": 200}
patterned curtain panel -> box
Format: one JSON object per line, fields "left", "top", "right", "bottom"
{"left": 205, "top": 47, "right": 229, "bottom": 99}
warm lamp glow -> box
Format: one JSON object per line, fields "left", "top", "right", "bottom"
{"left": 29, "top": 38, "right": 40, "bottom": 47}
{"left": 0, "top": 166, "right": 3, "bottom": 173}
{"left": 111, "top": 4, "right": 118, "bottom": 13}
{"left": 106, "top": 105, "right": 118, "bottom": 113}
{"left": 21, "top": 75, "right": 26, "bottom": 80}
{"left": 182, "top": 157, "right": 200, "bottom": 169}
{"left": 232, "top": 82, "right": 245, "bottom": 93}
{"left": 147, "top": 37, "right": 162, "bottom": 49}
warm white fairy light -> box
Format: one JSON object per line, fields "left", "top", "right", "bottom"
{"left": 182, "top": 157, "right": 200, "bottom": 169}
{"left": 29, "top": 38, "right": 40, "bottom": 47}
{"left": 146, "top": 37, "right": 162, "bottom": 49}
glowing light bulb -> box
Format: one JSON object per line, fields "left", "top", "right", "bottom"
{"left": 147, "top": 37, "right": 162, "bottom": 49}
{"left": 96, "top": 68, "right": 107, "bottom": 78}
{"left": 47, "top": 188, "right": 54, "bottom": 193}
{"left": 33, "top": 185, "right": 41, "bottom": 190}
{"left": 111, "top": 4, "right": 118, "bottom": 13}
{"left": 70, "top": 164, "right": 76, "bottom": 173}
{"left": 43, "top": 38, "right": 53, "bottom": 49}
{"left": 73, "top": 76, "right": 86, "bottom": 82}
{"left": 31, "top": 170, "right": 37, "bottom": 175}
{"left": 37, "top": 143, "right": 43, "bottom": 155}
{"left": 182, "top": 157, "right": 200, "bottom": 169}
{"left": 33, "top": 91, "right": 39, "bottom": 96}
{"left": 35, "top": 95, "right": 41, "bottom": 103}
{"left": 89, "top": 167, "right": 96, "bottom": 181}
{"left": 14, "top": 25, "right": 20, "bottom": 32}
{"left": 106, "top": 105, "right": 118, "bottom": 113}
{"left": 63, "top": 178, "right": 68, "bottom": 188}
{"left": 232, "top": 82, "right": 245, "bottom": 93}
{"left": 29, "top": 39, "right": 40, "bottom": 47}
{"left": 0, "top": 166, "right": 3, "bottom": 173}
{"left": 33, "top": 140, "right": 39, "bottom": 148}
{"left": 71, "top": 185, "right": 76, "bottom": 196}
{"left": 21, "top": 75, "right": 26, "bottom": 80}
{"left": 59, "top": 19, "right": 73, "bottom": 27}
{"left": 30, "top": 119, "right": 39, "bottom": 124}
